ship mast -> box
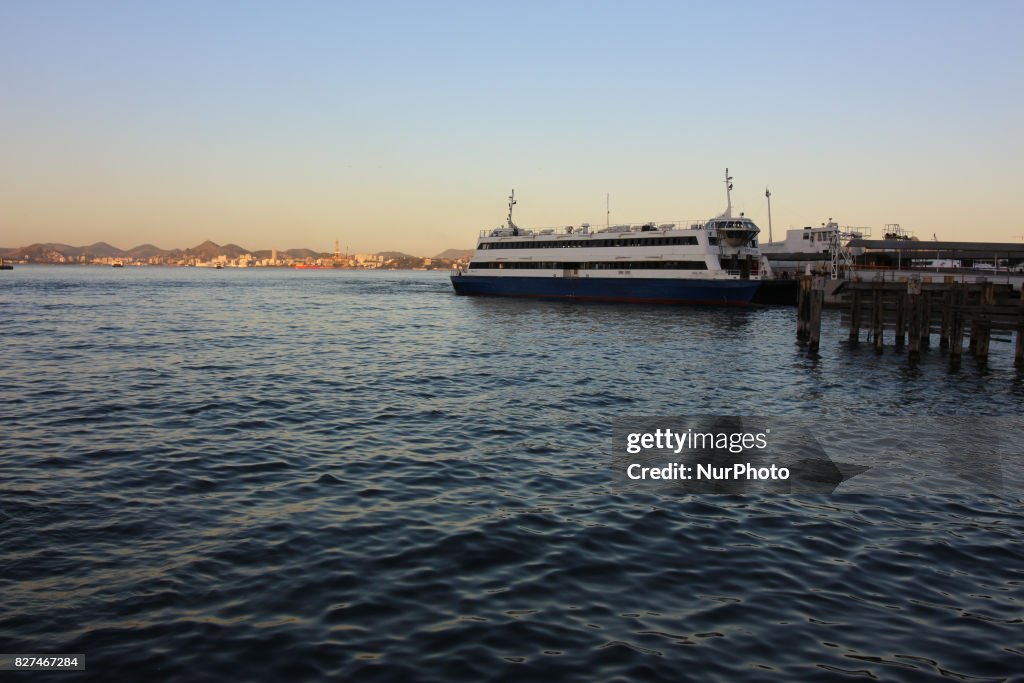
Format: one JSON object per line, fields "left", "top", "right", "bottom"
{"left": 507, "top": 189, "right": 517, "bottom": 232}
{"left": 723, "top": 168, "right": 734, "bottom": 219}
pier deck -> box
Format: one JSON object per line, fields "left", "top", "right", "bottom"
{"left": 796, "top": 276, "right": 1024, "bottom": 367}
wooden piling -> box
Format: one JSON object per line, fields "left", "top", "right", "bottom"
{"left": 795, "top": 284, "right": 802, "bottom": 339}
{"left": 906, "top": 277, "right": 921, "bottom": 359}
{"left": 1015, "top": 323, "right": 1024, "bottom": 368}
{"left": 975, "top": 286, "right": 994, "bottom": 364}
{"left": 975, "top": 319, "right": 991, "bottom": 361}
{"left": 804, "top": 280, "right": 812, "bottom": 341}
{"left": 808, "top": 277, "right": 824, "bottom": 354}
{"left": 894, "top": 293, "right": 906, "bottom": 347}
{"left": 982, "top": 282, "right": 995, "bottom": 306}
{"left": 814, "top": 279, "right": 1022, "bottom": 369}
{"left": 939, "top": 290, "right": 952, "bottom": 349}
{"left": 920, "top": 293, "right": 931, "bottom": 348}
{"left": 950, "top": 309, "right": 964, "bottom": 368}
{"left": 796, "top": 278, "right": 808, "bottom": 341}
{"left": 1018, "top": 287, "right": 1024, "bottom": 368}
{"left": 849, "top": 290, "right": 861, "bottom": 344}
{"left": 908, "top": 295, "right": 921, "bottom": 359}
{"left": 872, "top": 289, "right": 884, "bottom": 353}
{"left": 949, "top": 286, "right": 966, "bottom": 368}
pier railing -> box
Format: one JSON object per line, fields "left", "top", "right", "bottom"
{"left": 847, "top": 266, "right": 1023, "bottom": 287}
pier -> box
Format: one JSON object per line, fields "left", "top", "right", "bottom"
{"left": 796, "top": 275, "right": 1024, "bottom": 367}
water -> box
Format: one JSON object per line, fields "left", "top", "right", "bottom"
{"left": 1, "top": 266, "right": 1021, "bottom": 681}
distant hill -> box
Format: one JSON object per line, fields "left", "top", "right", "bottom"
{"left": 186, "top": 240, "right": 221, "bottom": 259}
{"left": 433, "top": 248, "right": 473, "bottom": 260}
{"left": 84, "top": 241, "right": 124, "bottom": 258}
{"left": 221, "top": 243, "right": 250, "bottom": 258}
{"left": 284, "top": 248, "right": 322, "bottom": 259}
{"left": 9, "top": 243, "right": 80, "bottom": 259}
{"left": 185, "top": 240, "right": 251, "bottom": 260}
{"left": 189, "top": 240, "right": 224, "bottom": 260}
{"left": 126, "top": 243, "right": 165, "bottom": 259}
{"left": 377, "top": 251, "right": 417, "bottom": 260}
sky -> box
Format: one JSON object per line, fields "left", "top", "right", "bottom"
{"left": 2, "top": 0, "right": 1022, "bottom": 255}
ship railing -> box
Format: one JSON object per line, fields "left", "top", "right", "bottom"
{"left": 478, "top": 220, "right": 708, "bottom": 239}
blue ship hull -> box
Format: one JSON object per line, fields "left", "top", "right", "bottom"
{"left": 450, "top": 274, "right": 760, "bottom": 305}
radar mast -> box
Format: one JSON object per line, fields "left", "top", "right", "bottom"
{"left": 507, "top": 190, "right": 517, "bottom": 233}
{"left": 723, "top": 168, "right": 734, "bottom": 219}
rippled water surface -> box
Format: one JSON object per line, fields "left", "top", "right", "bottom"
{"left": 1, "top": 266, "right": 1022, "bottom": 681}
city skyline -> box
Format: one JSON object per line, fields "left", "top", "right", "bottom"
{"left": 2, "top": 1, "right": 1022, "bottom": 254}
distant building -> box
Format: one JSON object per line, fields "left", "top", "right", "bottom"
{"left": 354, "top": 253, "right": 384, "bottom": 267}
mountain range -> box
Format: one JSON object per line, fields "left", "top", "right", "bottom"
{"left": 0, "top": 241, "right": 471, "bottom": 261}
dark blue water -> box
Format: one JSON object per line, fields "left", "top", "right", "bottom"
{"left": 1, "top": 266, "right": 1022, "bottom": 681}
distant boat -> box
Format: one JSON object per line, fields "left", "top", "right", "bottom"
{"left": 111, "top": 262, "right": 124, "bottom": 268}
{"left": 0, "top": 257, "right": 12, "bottom": 271}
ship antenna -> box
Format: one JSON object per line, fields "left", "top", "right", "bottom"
{"left": 507, "top": 189, "right": 517, "bottom": 231}
{"left": 724, "top": 167, "right": 734, "bottom": 218}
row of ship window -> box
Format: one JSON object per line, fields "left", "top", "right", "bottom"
{"left": 478, "top": 236, "right": 707, "bottom": 249}
{"left": 468, "top": 261, "right": 710, "bottom": 270}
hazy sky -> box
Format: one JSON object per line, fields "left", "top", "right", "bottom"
{"left": 2, "top": 1, "right": 1022, "bottom": 255}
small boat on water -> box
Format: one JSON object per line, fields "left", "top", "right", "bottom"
{"left": 0, "top": 257, "right": 12, "bottom": 271}
{"left": 111, "top": 262, "right": 124, "bottom": 268}
{"left": 450, "top": 170, "right": 763, "bottom": 305}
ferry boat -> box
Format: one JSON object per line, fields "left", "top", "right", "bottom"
{"left": 451, "top": 170, "right": 763, "bottom": 305}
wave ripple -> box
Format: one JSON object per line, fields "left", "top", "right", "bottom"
{"left": 1, "top": 267, "right": 1021, "bottom": 681}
